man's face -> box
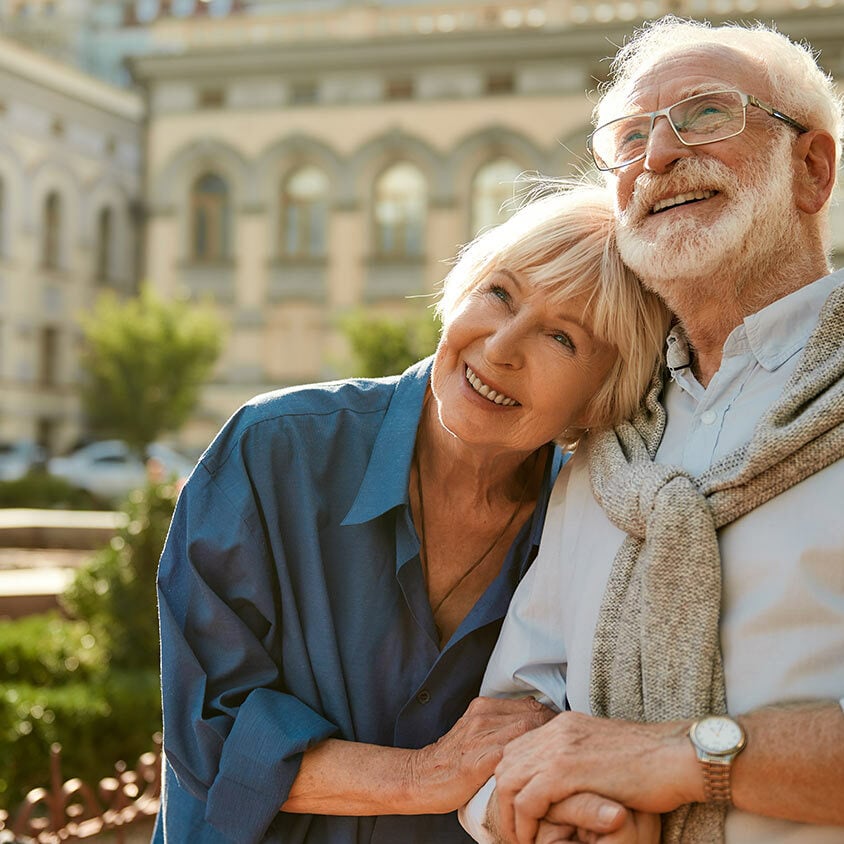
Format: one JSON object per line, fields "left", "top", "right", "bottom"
{"left": 604, "top": 46, "right": 800, "bottom": 302}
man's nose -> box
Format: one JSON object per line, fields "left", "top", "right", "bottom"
{"left": 643, "top": 113, "right": 693, "bottom": 174}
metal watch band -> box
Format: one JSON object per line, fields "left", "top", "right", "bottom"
{"left": 702, "top": 759, "right": 733, "bottom": 805}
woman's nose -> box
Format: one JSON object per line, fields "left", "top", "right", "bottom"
{"left": 484, "top": 322, "right": 526, "bottom": 368}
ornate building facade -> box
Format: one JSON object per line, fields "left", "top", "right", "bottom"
{"left": 0, "top": 36, "right": 142, "bottom": 452}
{"left": 2, "top": 0, "right": 843, "bottom": 452}
{"left": 130, "top": 0, "right": 844, "bottom": 449}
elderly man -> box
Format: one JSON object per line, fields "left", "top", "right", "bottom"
{"left": 460, "top": 17, "right": 844, "bottom": 844}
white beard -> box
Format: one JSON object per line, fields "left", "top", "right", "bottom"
{"left": 615, "top": 134, "right": 798, "bottom": 297}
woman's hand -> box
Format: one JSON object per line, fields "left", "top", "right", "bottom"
{"left": 535, "top": 799, "right": 661, "bottom": 844}
{"left": 408, "top": 696, "right": 555, "bottom": 813}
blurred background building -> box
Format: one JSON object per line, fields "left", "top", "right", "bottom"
{"left": 0, "top": 36, "right": 142, "bottom": 452}
{"left": 2, "top": 0, "right": 844, "bottom": 452}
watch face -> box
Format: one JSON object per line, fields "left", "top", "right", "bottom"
{"left": 694, "top": 716, "right": 744, "bottom": 754}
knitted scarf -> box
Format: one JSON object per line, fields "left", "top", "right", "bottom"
{"left": 586, "top": 280, "right": 844, "bottom": 843}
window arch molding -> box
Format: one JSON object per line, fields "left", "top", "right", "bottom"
{"left": 448, "top": 127, "right": 545, "bottom": 239}
{"left": 151, "top": 139, "right": 249, "bottom": 263}
{"left": 254, "top": 135, "right": 343, "bottom": 261}
{"left": 371, "top": 161, "right": 428, "bottom": 260}
{"left": 26, "top": 159, "right": 81, "bottom": 272}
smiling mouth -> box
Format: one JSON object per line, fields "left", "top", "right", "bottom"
{"left": 465, "top": 366, "right": 519, "bottom": 407}
{"left": 651, "top": 190, "right": 718, "bottom": 214}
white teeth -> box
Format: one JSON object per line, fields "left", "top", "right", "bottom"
{"left": 465, "top": 366, "right": 518, "bottom": 407}
{"left": 652, "top": 190, "right": 716, "bottom": 213}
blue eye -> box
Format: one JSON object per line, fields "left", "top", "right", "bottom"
{"left": 553, "top": 332, "right": 575, "bottom": 351}
{"left": 489, "top": 285, "right": 510, "bottom": 302}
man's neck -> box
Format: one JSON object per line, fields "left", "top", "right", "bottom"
{"left": 671, "top": 256, "right": 831, "bottom": 388}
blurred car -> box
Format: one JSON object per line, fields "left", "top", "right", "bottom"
{"left": 47, "top": 440, "right": 194, "bottom": 502}
{"left": 0, "top": 440, "right": 47, "bottom": 481}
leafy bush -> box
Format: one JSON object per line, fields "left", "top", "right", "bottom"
{"left": 0, "top": 474, "right": 106, "bottom": 510}
{"left": 61, "top": 479, "right": 179, "bottom": 670}
{"left": 340, "top": 310, "right": 440, "bottom": 378}
{"left": 0, "top": 669, "right": 161, "bottom": 810}
{"left": 0, "top": 480, "right": 178, "bottom": 811}
{"left": 0, "top": 613, "right": 106, "bottom": 686}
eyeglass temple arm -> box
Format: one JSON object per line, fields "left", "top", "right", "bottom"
{"left": 746, "top": 94, "right": 810, "bottom": 134}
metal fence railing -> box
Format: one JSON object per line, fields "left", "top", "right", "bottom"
{"left": 0, "top": 735, "right": 161, "bottom": 844}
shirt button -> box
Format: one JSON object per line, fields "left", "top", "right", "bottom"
{"left": 700, "top": 410, "right": 717, "bottom": 425}
{"left": 417, "top": 690, "right": 431, "bottom": 705}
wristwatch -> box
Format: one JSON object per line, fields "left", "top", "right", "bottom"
{"left": 688, "top": 715, "right": 746, "bottom": 805}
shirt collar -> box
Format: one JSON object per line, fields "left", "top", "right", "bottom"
{"left": 341, "top": 356, "right": 432, "bottom": 526}
{"left": 666, "top": 269, "right": 844, "bottom": 383}
{"left": 743, "top": 269, "right": 844, "bottom": 371}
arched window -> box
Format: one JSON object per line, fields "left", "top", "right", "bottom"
{"left": 374, "top": 163, "right": 426, "bottom": 258}
{"left": 43, "top": 191, "right": 62, "bottom": 269}
{"left": 282, "top": 166, "right": 328, "bottom": 258}
{"left": 470, "top": 157, "right": 522, "bottom": 236}
{"left": 191, "top": 172, "right": 231, "bottom": 262}
{"left": 96, "top": 206, "right": 113, "bottom": 282}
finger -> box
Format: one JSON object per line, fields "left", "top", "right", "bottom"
{"left": 544, "top": 794, "right": 627, "bottom": 834}
{"left": 497, "top": 784, "right": 519, "bottom": 844}
{"left": 597, "top": 810, "right": 661, "bottom": 844}
{"left": 514, "top": 792, "right": 547, "bottom": 844}
{"left": 536, "top": 820, "right": 577, "bottom": 844}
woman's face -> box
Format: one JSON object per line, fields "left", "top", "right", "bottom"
{"left": 431, "top": 267, "right": 618, "bottom": 454}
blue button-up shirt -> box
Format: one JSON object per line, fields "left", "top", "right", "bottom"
{"left": 154, "top": 358, "right": 563, "bottom": 843}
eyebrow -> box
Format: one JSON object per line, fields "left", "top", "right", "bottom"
{"left": 498, "top": 268, "right": 523, "bottom": 288}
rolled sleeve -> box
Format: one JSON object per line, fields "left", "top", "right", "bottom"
{"left": 207, "top": 688, "right": 336, "bottom": 841}
{"left": 158, "top": 455, "right": 338, "bottom": 843}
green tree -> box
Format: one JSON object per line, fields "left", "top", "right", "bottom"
{"left": 341, "top": 310, "right": 440, "bottom": 378}
{"left": 79, "top": 286, "right": 223, "bottom": 450}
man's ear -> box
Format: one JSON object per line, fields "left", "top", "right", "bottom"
{"left": 794, "top": 130, "right": 837, "bottom": 215}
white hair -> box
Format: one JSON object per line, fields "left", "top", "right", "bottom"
{"left": 596, "top": 16, "right": 844, "bottom": 168}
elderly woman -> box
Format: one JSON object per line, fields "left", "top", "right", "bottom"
{"left": 153, "top": 184, "right": 670, "bottom": 843}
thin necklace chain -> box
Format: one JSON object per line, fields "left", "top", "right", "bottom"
{"left": 413, "top": 448, "right": 536, "bottom": 618}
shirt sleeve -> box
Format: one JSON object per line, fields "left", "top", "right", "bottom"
{"left": 458, "top": 775, "right": 498, "bottom": 843}
{"left": 157, "top": 459, "right": 338, "bottom": 843}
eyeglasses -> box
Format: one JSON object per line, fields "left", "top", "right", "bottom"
{"left": 587, "top": 89, "right": 809, "bottom": 172}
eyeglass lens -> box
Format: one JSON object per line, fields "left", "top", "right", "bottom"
{"left": 591, "top": 91, "right": 746, "bottom": 170}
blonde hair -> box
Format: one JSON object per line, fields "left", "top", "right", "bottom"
{"left": 596, "top": 17, "right": 844, "bottom": 168}
{"left": 436, "top": 183, "right": 671, "bottom": 434}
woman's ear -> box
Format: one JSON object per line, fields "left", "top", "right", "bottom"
{"left": 793, "top": 130, "right": 837, "bottom": 215}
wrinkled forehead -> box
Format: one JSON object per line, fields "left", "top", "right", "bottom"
{"left": 599, "top": 43, "right": 772, "bottom": 123}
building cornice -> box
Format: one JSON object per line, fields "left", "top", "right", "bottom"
{"left": 0, "top": 34, "right": 144, "bottom": 120}
{"left": 128, "top": 9, "right": 844, "bottom": 83}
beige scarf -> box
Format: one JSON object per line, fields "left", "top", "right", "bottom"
{"left": 586, "top": 280, "right": 844, "bottom": 842}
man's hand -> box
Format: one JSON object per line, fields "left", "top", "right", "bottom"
{"left": 408, "top": 696, "right": 555, "bottom": 814}
{"left": 494, "top": 711, "right": 694, "bottom": 844}
{"left": 536, "top": 799, "right": 661, "bottom": 844}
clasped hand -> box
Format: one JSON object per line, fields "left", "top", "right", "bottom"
{"left": 493, "top": 710, "right": 692, "bottom": 844}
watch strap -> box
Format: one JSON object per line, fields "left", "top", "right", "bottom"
{"left": 701, "top": 758, "right": 733, "bottom": 804}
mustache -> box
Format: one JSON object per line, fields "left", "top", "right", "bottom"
{"left": 621, "top": 158, "right": 736, "bottom": 224}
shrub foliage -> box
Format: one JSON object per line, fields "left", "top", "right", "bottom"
{"left": 0, "top": 480, "right": 178, "bottom": 811}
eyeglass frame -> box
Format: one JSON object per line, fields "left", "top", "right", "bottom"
{"left": 587, "top": 89, "right": 810, "bottom": 172}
